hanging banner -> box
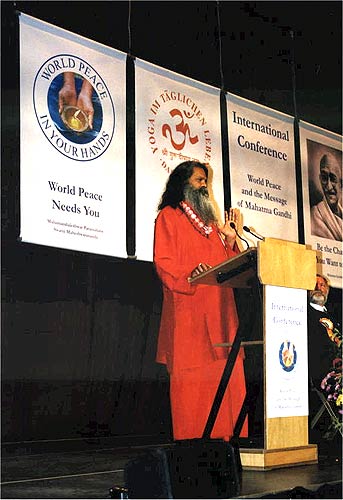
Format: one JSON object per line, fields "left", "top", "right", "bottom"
{"left": 265, "top": 286, "right": 308, "bottom": 418}
{"left": 226, "top": 93, "right": 298, "bottom": 245}
{"left": 19, "top": 14, "right": 127, "bottom": 257}
{"left": 300, "top": 121, "right": 342, "bottom": 289}
{"left": 135, "top": 59, "right": 224, "bottom": 262}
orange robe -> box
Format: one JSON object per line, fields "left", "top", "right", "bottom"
{"left": 153, "top": 206, "right": 248, "bottom": 440}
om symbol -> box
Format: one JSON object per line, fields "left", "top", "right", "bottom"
{"left": 161, "top": 108, "right": 199, "bottom": 151}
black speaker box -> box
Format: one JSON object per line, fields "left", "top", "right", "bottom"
{"left": 124, "top": 439, "right": 242, "bottom": 499}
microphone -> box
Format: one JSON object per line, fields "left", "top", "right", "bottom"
{"left": 230, "top": 222, "right": 250, "bottom": 248}
{"left": 243, "top": 225, "right": 265, "bottom": 241}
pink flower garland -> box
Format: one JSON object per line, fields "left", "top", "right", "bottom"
{"left": 180, "top": 201, "right": 213, "bottom": 237}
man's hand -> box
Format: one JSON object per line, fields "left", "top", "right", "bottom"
{"left": 77, "top": 80, "right": 94, "bottom": 130}
{"left": 190, "top": 262, "right": 212, "bottom": 279}
{"left": 219, "top": 208, "right": 240, "bottom": 248}
{"left": 58, "top": 72, "right": 77, "bottom": 114}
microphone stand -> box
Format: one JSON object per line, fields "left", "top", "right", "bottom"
{"left": 243, "top": 226, "right": 264, "bottom": 241}
{"left": 230, "top": 222, "right": 250, "bottom": 249}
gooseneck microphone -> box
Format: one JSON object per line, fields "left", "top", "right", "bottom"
{"left": 243, "top": 225, "right": 265, "bottom": 241}
{"left": 230, "top": 222, "right": 250, "bottom": 249}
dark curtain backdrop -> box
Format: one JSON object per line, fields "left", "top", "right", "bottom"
{"left": 2, "top": 242, "right": 172, "bottom": 443}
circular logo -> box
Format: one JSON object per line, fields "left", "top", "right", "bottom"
{"left": 33, "top": 54, "right": 115, "bottom": 161}
{"left": 279, "top": 341, "right": 297, "bottom": 372}
{"left": 147, "top": 89, "right": 214, "bottom": 174}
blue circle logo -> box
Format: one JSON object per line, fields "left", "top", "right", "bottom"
{"left": 33, "top": 54, "right": 115, "bottom": 161}
{"left": 279, "top": 341, "right": 297, "bottom": 372}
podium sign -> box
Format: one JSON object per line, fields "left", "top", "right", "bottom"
{"left": 265, "top": 286, "right": 309, "bottom": 419}
{"left": 191, "top": 238, "right": 318, "bottom": 469}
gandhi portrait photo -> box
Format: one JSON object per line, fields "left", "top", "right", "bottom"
{"left": 307, "top": 140, "right": 342, "bottom": 242}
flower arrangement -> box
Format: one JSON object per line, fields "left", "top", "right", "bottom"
{"left": 321, "top": 358, "right": 342, "bottom": 412}
{"left": 320, "top": 358, "right": 342, "bottom": 435}
{"left": 319, "top": 317, "right": 342, "bottom": 435}
{"left": 319, "top": 318, "right": 342, "bottom": 349}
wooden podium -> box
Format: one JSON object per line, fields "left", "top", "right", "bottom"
{"left": 190, "top": 238, "right": 318, "bottom": 470}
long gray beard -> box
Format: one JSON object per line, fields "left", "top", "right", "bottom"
{"left": 183, "top": 185, "right": 217, "bottom": 225}
{"left": 309, "top": 290, "right": 327, "bottom": 307}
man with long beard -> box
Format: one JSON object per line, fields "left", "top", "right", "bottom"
{"left": 308, "top": 274, "right": 341, "bottom": 392}
{"left": 153, "top": 161, "right": 247, "bottom": 441}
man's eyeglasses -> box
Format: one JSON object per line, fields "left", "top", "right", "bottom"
{"left": 319, "top": 172, "right": 339, "bottom": 185}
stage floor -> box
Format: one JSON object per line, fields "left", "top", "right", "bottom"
{"left": 1, "top": 439, "right": 342, "bottom": 499}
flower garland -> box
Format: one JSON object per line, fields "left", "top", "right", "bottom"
{"left": 179, "top": 201, "right": 213, "bottom": 237}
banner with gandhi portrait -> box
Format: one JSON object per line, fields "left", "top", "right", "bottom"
{"left": 226, "top": 93, "right": 298, "bottom": 245}
{"left": 300, "top": 121, "right": 342, "bottom": 289}
{"left": 19, "top": 14, "right": 127, "bottom": 257}
{"left": 135, "top": 59, "right": 224, "bottom": 262}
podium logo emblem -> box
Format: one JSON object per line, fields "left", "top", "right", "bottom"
{"left": 279, "top": 340, "right": 297, "bottom": 372}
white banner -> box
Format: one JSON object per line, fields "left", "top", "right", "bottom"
{"left": 300, "top": 121, "right": 342, "bottom": 289}
{"left": 226, "top": 93, "right": 298, "bottom": 245}
{"left": 265, "top": 286, "right": 308, "bottom": 418}
{"left": 135, "top": 59, "right": 224, "bottom": 262}
{"left": 19, "top": 14, "right": 127, "bottom": 257}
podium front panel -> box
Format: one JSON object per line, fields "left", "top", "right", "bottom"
{"left": 258, "top": 238, "right": 316, "bottom": 289}
{"left": 264, "top": 285, "right": 309, "bottom": 449}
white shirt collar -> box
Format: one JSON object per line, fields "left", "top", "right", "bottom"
{"left": 310, "top": 302, "right": 327, "bottom": 313}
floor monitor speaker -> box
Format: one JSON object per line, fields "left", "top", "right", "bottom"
{"left": 124, "top": 439, "right": 242, "bottom": 499}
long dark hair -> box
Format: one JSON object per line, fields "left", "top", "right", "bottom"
{"left": 158, "top": 161, "right": 208, "bottom": 210}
